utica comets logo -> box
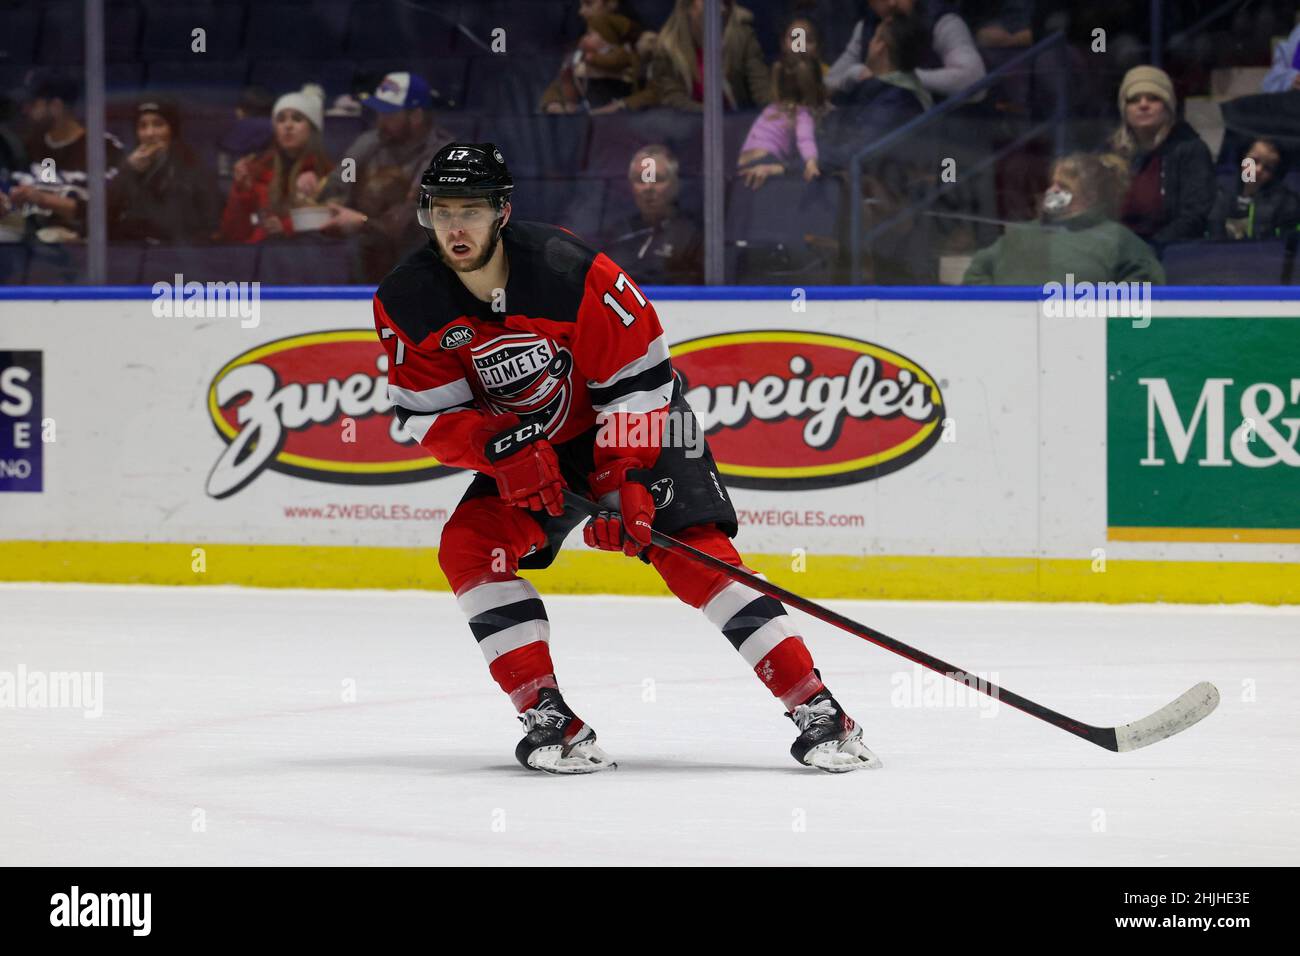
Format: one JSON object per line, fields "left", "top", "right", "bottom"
{"left": 671, "top": 331, "right": 945, "bottom": 489}
{"left": 470, "top": 332, "right": 573, "bottom": 438}
{"left": 206, "top": 330, "right": 451, "bottom": 498}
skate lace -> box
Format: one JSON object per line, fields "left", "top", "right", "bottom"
{"left": 519, "top": 698, "right": 566, "bottom": 733}
{"left": 791, "top": 698, "right": 837, "bottom": 732}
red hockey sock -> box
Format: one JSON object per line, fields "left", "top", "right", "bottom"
{"left": 759, "top": 637, "right": 825, "bottom": 710}
{"left": 488, "top": 641, "right": 559, "bottom": 712}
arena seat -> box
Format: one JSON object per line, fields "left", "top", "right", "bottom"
{"left": 140, "top": 4, "right": 247, "bottom": 61}
{"left": 345, "top": 1, "right": 459, "bottom": 58}
{"left": 141, "top": 243, "right": 259, "bottom": 285}
{"left": 488, "top": 116, "right": 590, "bottom": 178}
{"left": 1161, "top": 237, "right": 1294, "bottom": 285}
{"left": 25, "top": 243, "right": 144, "bottom": 285}
{"left": 258, "top": 237, "right": 357, "bottom": 284}
{"left": 510, "top": 177, "right": 606, "bottom": 240}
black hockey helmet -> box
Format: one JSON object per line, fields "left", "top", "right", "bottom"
{"left": 417, "top": 142, "right": 513, "bottom": 227}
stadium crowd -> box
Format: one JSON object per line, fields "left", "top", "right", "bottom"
{"left": 2, "top": 0, "right": 1300, "bottom": 286}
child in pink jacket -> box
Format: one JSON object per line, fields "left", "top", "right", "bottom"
{"left": 737, "top": 55, "right": 826, "bottom": 189}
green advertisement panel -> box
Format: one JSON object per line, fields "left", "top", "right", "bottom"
{"left": 1108, "top": 316, "right": 1300, "bottom": 542}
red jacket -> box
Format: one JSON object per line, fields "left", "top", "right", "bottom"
{"left": 218, "top": 151, "right": 331, "bottom": 243}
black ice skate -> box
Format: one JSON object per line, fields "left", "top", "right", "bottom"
{"left": 788, "top": 683, "right": 882, "bottom": 773}
{"left": 515, "top": 687, "right": 616, "bottom": 774}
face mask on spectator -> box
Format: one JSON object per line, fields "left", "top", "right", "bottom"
{"left": 1041, "top": 185, "right": 1073, "bottom": 219}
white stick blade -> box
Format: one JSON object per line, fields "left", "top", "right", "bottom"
{"left": 1113, "top": 682, "right": 1220, "bottom": 753}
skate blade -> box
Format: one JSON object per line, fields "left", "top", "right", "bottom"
{"left": 528, "top": 740, "right": 618, "bottom": 775}
{"left": 805, "top": 738, "right": 883, "bottom": 773}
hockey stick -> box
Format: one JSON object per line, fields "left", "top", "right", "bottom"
{"left": 563, "top": 490, "right": 1220, "bottom": 752}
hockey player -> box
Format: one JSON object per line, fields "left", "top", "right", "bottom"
{"left": 373, "top": 142, "right": 880, "bottom": 774}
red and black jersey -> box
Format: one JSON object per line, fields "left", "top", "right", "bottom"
{"left": 373, "top": 220, "right": 673, "bottom": 476}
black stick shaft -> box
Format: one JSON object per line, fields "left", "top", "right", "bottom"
{"left": 563, "top": 490, "right": 1117, "bottom": 750}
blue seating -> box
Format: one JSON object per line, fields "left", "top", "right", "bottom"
{"left": 141, "top": 4, "right": 246, "bottom": 60}
{"left": 464, "top": 55, "right": 557, "bottom": 114}
{"left": 141, "top": 243, "right": 259, "bottom": 284}
{"left": 0, "top": 244, "right": 30, "bottom": 285}
{"left": 25, "top": 243, "right": 144, "bottom": 285}
{"left": 38, "top": 1, "right": 142, "bottom": 64}
{"left": 245, "top": 5, "right": 343, "bottom": 58}
{"left": 0, "top": 7, "right": 40, "bottom": 64}
{"left": 258, "top": 237, "right": 357, "bottom": 284}
{"left": 511, "top": 177, "right": 605, "bottom": 240}
{"left": 146, "top": 60, "right": 249, "bottom": 106}
{"left": 489, "top": 115, "right": 590, "bottom": 178}
{"left": 1161, "top": 238, "right": 1293, "bottom": 285}
{"left": 585, "top": 109, "right": 704, "bottom": 175}
{"left": 249, "top": 59, "right": 358, "bottom": 99}
{"left": 725, "top": 176, "right": 843, "bottom": 282}
{"left": 345, "top": 2, "right": 459, "bottom": 58}
{"left": 458, "top": 2, "right": 569, "bottom": 55}
{"left": 105, "top": 62, "right": 147, "bottom": 93}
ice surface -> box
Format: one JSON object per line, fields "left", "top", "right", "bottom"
{"left": 2, "top": 583, "right": 1296, "bottom": 866}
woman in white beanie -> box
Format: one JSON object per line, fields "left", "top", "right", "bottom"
{"left": 1108, "top": 65, "right": 1215, "bottom": 248}
{"left": 219, "top": 85, "right": 334, "bottom": 242}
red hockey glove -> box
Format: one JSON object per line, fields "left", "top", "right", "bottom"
{"left": 484, "top": 419, "right": 565, "bottom": 517}
{"left": 583, "top": 458, "right": 655, "bottom": 556}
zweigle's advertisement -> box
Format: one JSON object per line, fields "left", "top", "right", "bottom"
{"left": 1, "top": 350, "right": 42, "bottom": 493}
{"left": 206, "top": 330, "right": 452, "bottom": 498}
{"left": 672, "top": 330, "right": 946, "bottom": 489}
{"left": 1108, "top": 316, "right": 1300, "bottom": 542}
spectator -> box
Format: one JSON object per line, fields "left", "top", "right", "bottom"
{"left": 820, "top": 12, "right": 932, "bottom": 172}
{"left": 1208, "top": 138, "right": 1300, "bottom": 240}
{"left": 218, "top": 86, "right": 333, "bottom": 243}
{"left": 0, "top": 92, "right": 26, "bottom": 183}
{"left": 737, "top": 47, "right": 827, "bottom": 189}
{"left": 541, "top": 0, "right": 642, "bottom": 114}
{"left": 0, "top": 71, "right": 123, "bottom": 241}
{"left": 216, "top": 87, "right": 275, "bottom": 182}
{"left": 1110, "top": 65, "right": 1215, "bottom": 247}
{"left": 106, "top": 99, "right": 220, "bottom": 242}
{"left": 964, "top": 152, "right": 1164, "bottom": 284}
{"left": 827, "top": 0, "right": 985, "bottom": 101}
{"left": 604, "top": 144, "right": 703, "bottom": 284}
{"left": 1262, "top": 21, "right": 1300, "bottom": 93}
{"left": 317, "top": 72, "right": 455, "bottom": 282}
{"left": 964, "top": 0, "right": 1033, "bottom": 48}
{"left": 638, "top": 0, "right": 770, "bottom": 111}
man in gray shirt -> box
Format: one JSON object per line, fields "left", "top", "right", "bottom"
{"left": 320, "top": 71, "right": 453, "bottom": 281}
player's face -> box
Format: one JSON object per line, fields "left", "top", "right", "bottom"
{"left": 429, "top": 198, "right": 506, "bottom": 272}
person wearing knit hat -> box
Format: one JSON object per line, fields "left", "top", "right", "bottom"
{"left": 272, "top": 85, "right": 325, "bottom": 133}
{"left": 218, "top": 85, "right": 335, "bottom": 243}
{"left": 317, "top": 71, "right": 455, "bottom": 281}
{"left": 1118, "top": 65, "right": 1175, "bottom": 116}
{"left": 1109, "top": 64, "right": 1215, "bottom": 248}
{"left": 107, "top": 96, "right": 219, "bottom": 241}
